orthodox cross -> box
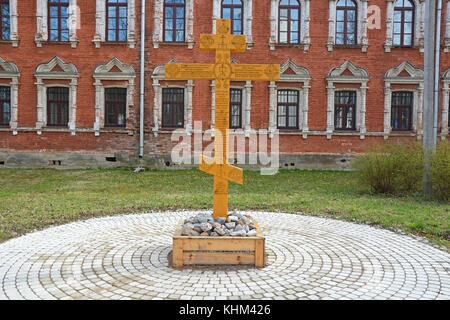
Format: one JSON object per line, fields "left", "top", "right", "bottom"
{"left": 165, "top": 19, "right": 280, "bottom": 219}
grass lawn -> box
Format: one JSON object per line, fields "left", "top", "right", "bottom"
{"left": 0, "top": 169, "right": 449, "bottom": 249}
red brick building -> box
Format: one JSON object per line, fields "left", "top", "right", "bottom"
{"left": 0, "top": 0, "right": 448, "bottom": 169}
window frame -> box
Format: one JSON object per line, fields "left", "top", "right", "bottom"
{"left": 163, "top": 0, "right": 186, "bottom": 43}
{"left": 335, "top": 0, "right": 357, "bottom": 46}
{"left": 393, "top": 0, "right": 415, "bottom": 47}
{"left": 104, "top": 87, "right": 127, "bottom": 127}
{"left": 391, "top": 91, "right": 413, "bottom": 131}
{"left": 229, "top": 88, "right": 242, "bottom": 129}
{"left": 46, "top": 86, "right": 70, "bottom": 127}
{"left": 278, "top": 0, "right": 301, "bottom": 45}
{"left": 277, "top": 89, "right": 299, "bottom": 130}
{"left": 221, "top": 0, "right": 243, "bottom": 35}
{"left": 48, "top": 0, "right": 70, "bottom": 42}
{"left": 334, "top": 90, "right": 356, "bottom": 131}
{"left": 0, "top": 85, "right": 11, "bottom": 126}
{"left": 0, "top": 0, "right": 10, "bottom": 40}
{"left": 161, "top": 87, "right": 185, "bottom": 128}
{"left": 105, "top": 0, "right": 128, "bottom": 42}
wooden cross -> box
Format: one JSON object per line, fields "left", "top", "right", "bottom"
{"left": 165, "top": 19, "right": 280, "bottom": 219}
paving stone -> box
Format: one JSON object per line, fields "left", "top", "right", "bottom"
{"left": 0, "top": 211, "right": 449, "bottom": 300}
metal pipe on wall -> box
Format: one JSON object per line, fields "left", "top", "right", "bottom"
{"left": 139, "top": 0, "right": 146, "bottom": 158}
{"left": 434, "top": 0, "right": 442, "bottom": 144}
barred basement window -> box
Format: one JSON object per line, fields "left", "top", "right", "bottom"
{"left": 106, "top": 0, "right": 128, "bottom": 42}
{"left": 391, "top": 91, "right": 413, "bottom": 131}
{"left": 230, "top": 88, "right": 242, "bottom": 129}
{"left": 162, "top": 88, "right": 184, "bottom": 128}
{"left": 47, "top": 87, "right": 69, "bottom": 127}
{"left": 0, "top": 86, "right": 10, "bottom": 126}
{"left": 393, "top": 0, "right": 414, "bottom": 47}
{"left": 222, "top": 0, "right": 243, "bottom": 35}
{"left": 0, "top": 0, "right": 10, "bottom": 40}
{"left": 279, "top": 0, "right": 300, "bottom": 44}
{"left": 163, "top": 0, "right": 185, "bottom": 42}
{"left": 336, "top": 0, "right": 357, "bottom": 45}
{"left": 105, "top": 88, "right": 127, "bottom": 127}
{"left": 48, "top": 0, "right": 69, "bottom": 42}
{"left": 277, "top": 90, "right": 299, "bottom": 129}
{"left": 334, "top": 91, "right": 356, "bottom": 130}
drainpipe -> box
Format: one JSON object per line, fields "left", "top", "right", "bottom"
{"left": 139, "top": 0, "right": 146, "bottom": 158}
{"left": 434, "top": 0, "right": 442, "bottom": 144}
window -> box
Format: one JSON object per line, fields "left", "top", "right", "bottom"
{"left": 0, "top": 86, "right": 10, "bottom": 126}
{"left": 393, "top": 0, "right": 414, "bottom": 47}
{"left": 106, "top": 0, "right": 127, "bottom": 42}
{"left": 48, "top": 0, "right": 69, "bottom": 42}
{"left": 334, "top": 91, "right": 356, "bottom": 130}
{"left": 336, "top": 0, "right": 357, "bottom": 45}
{"left": 162, "top": 88, "right": 184, "bottom": 128}
{"left": 104, "top": 88, "right": 127, "bottom": 127}
{"left": 230, "top": 88, "right": 242, "bottom": 128}
{"left": 279, "top": 0, "right": 300, "bottom": 44}
{"left": 163, "top": 0, "right": 185, "bottom": 42}
{"left": 222, "top": 0, "right": 243, "bottom": 35}
{"left": 277, "top": 90, "right": 298, "bottom": 129}
{"left": 391, "top": 91, "right": 412, "bottom": 131}
{"left": 0, "top": 0, "right": 10, "bottom": 40}
{"left": 47, "top": 87, "right": 69, "bottom": 127}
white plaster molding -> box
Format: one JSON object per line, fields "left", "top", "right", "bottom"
{"left": 269, "top": 0, "right": 311, "bottom": 51}
{"left": 444, "top": 0, "right": 450, "bottom": 52}
{"left": 326, "top": 60, "right": 370, "bottom": 139}
{"left": 93, "top": 58, "right": 136, "bottom": 135}
{"left": 383, "top": 61, "right": 424, "bottom": 138}
{"left": 384, "top": 0, "right": 425, "bottom": 53}
{"left": 4, "top": 0, "right": 19, "bottom": 47}
{"left": 0, "top": 57, "right": 20, "bottom": 132}
{"left": 35, "top": 0, "right": 79, "bottom": 48}
{"left": 153, "top": 0, "right": 194, "bottom": 49}
{"left": 93, "top": 0, "right": 136, "bottom": 48}
{"left": 151, "top": 59, "right": 193, "bottom": 136}
{"left": 441, "top": 69, "right": 450, "bottom": 139}
{"left": 326, "top": 0, "right": 369, "bottom": 52}
{"left": 34, "top": 57, "right": 79, "bottom": 134}
{"left": 212, "top": 0, "right": 253, "bottom": 48}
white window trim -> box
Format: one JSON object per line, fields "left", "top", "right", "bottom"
{"left": 383, "top": 61, "right": 424, "bottom": 139}
{"left": 152, "top": 0, "right": 194, "bottom": 49}
{"left": 325, "top": 60, "right": 370, "bottom": 139}
{"left": 35, "top": 0, "right": 79, "bottom": 48}
{"left": 269, "top": 0, "right": 311, "bottom": 51}
{"left": 151, "top": 59, "right": 194, "bottom": 136}
{"left": 268, "top": 59, "right": 311, "bottom": 139}
{"left": 212, "top": 0, "right": 253, "bottom": 48}
{"left": 3, "top": 0, "right": 19, "bottom": 47}
{"left": 384, "top": 0, "right": 425, "bottom": 53}
{"left": 0, "top": 57, "right": 19, "bottom": 134}
{"left": 441, "top": 69, "right": 450, "bottom": 139}
{"left": 444, "top": 0, "right": 450, "bottom": 53}
{"left": 93, "top": 0, "right": 136, "bottom": 48}
{"left": 326, "top": 0, "right": 369, "bottom": 52}
{"left": 93, "top": 58, "right": 136, "bottom": 136}
{"left": 34, "top": 56, "right": 79, "bottom": 135}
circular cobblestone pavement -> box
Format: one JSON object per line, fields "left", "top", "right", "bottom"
{"left": 0, "top": 211, "right": 449, "bottom": 300}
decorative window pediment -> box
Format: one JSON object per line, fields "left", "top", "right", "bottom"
{"left": 384, "top": 0, "right": 425, "bottom": 52}
{"left": 34, "top": 57, "right": 79, "bottom": 134}
{"left": 326, "top": 0, "right": 369, "bottom": 52}
{"left": 326, "top": 60, "right": 370, "bottom": 139}
{"left": 93, "top": 0, "right": 136, "bottom": 48}
{"left": 93, "top": 58, "right": 136, "bottom": 135}
{"left": 383, "top": 61, "right": 424, "bottom": 138}
{"left": 0, "top": 57, "right": 19, "bottom": 132}
{"left": 153, "top": 0, "right": 194, "bottom": 49}
{"left": 35, "top": 0, "right": 79, "bottom": 48}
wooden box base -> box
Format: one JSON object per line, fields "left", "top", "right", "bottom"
{"left": 172, "top": 220, "right": 265, "bottom": 268}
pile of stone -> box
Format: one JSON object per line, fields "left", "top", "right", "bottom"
{"left": 181, "top": 212, "right": 258, "bottom": 237}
